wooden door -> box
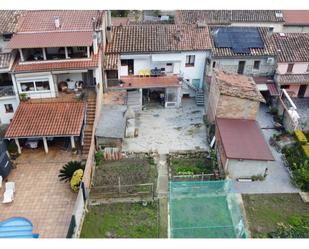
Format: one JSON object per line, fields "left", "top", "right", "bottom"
{"left": 237, "top": 61, "right": 246, "bottom": 74}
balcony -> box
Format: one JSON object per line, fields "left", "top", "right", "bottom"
{"left": 0, "top": 86, "right": 15, "bottom": 98}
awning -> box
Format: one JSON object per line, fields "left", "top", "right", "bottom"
{"left": 5, "top": 102, "right": 85, "bottom": 138}
{"left": 7, "top": 31, "right": 93, "bottom": 49}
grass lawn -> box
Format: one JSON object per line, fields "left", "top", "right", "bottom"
{"left": 243, "top": 193, "right": 309, "bottom": 237}
{"left": 80, "top": 201, "right": 159, "bottom": 238}
{"left": 93, "top": 158, "right": 157, "bottom": 186}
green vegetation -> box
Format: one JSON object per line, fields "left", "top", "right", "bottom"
{"left": 170, "top": 157, "right": 212, "bottom": 176}
{"left": 58, "top": 160, "right": 85, "bottom": 182}
{"left": 295, "top": 129, "right": 308, "bottom": 145}
{"left": 243, "top": 194, "right": 309, "bottom": 238}
{"left": 7, "top": 141, "right": 19, "bottom": 156}
{"left": 302, "top": 145, "right": 309, "bottom": 158}
{"left": 111, "top": 10, "right": 129, "bottom": 17}
{"left": 159, "top": 197, "right": 168, "bottom": 238}
{"left": 80, "top": 201, "right": 159, "bottom": 238}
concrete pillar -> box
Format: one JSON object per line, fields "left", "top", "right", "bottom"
{"left": 64, "top": 47, "right": 69, "bottom": 59}
{"left": 19, "top": 49, "right": 24, "bottom": 62}
{"left": 42, "top": 48, "right": 47, "bottom": 60}
{"left": 42, "top": 137, "right": 48, "bottom": 154}
{"left": 87, "top": 46, "right": 90, "bottom": 58}
{"left": 70, "top": 136, "right": 75, "bottom": 149}
{"left": 15, "top": 138, "right": 21, "bottom": 154}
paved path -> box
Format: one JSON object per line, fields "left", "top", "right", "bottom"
{"left": 156, "top": 150, "right": 169, "bottom": 197}
{"left": 233, "top": 104, "right": 299, "bottom": 194}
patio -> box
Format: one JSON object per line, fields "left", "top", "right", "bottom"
{"left": 0, "top": 147, "right": 81, "bottom": 238}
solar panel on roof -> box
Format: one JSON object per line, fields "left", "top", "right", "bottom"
{"left": 213, "top": 27, "right": 264, "bottom": 54}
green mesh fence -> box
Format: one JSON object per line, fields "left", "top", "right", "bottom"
{"left": 169, "top": 180, "right": 247, "bottom": 238}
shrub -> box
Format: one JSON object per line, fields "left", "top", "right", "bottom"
{"left": 95, "top": 151, "right": 104, "bottom": 166}
{"left": 70, "top": 169, "right": 84, "bottom": 192}
{"left": 292, "top": 160, "right": 309, "bottom": 192}
{"left": 302, "top": 145, "right": 309, "bottom": 159}
{"left": 58, "top": 161, "right": 85, "bottom": 182}
{"left": 295, "top": 129, "right": 308, "bottom": 145}
{"left": 251, "top": 174, "right": 265, "bottom": 181}
{"left": 7, "top": 141, "right": 18, "bottom": 155}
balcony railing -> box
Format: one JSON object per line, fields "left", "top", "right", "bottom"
{"left": 0, "top": 86, "right": 15, "bottom": 97}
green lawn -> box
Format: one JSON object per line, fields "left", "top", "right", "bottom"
{"left": 80, "top": 201, "right": 159, "bottom": 238}
{"left": 242, "top": 194, "right": 309, "bottom": 238}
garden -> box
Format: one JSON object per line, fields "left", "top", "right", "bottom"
{"left": 80, "top": 201, "right": 159, "bottom": 238}
{"left": 243, "top": 194, "right": 309, "bottom": 238}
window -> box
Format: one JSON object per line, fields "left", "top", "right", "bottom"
{"left": 20, "top": 80, "right": 50, "bottom": 92}
{"left": 287, "top": 63, "right": 294, "bottom": 73}
{"left": 280, "top": 85, "right": 290, "bottom": 89}
{"left": 4, "top": 104, "right": 13, "bottom": 113}
{"left": 212, "top": 61, "right": 216, "bottom": 68}
{"left": 185, "top": 55, "right": 195, "bottom": 67}
{"left": 253, "top": 60, "right": 261, "bottom": 70}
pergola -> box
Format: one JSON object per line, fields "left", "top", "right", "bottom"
{"left": 4, "top": 102, "right": 85, "bottom": 154}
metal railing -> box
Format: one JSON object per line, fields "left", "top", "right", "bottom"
{"left": 0, "top": 86, "right": 15, "bottom": 97}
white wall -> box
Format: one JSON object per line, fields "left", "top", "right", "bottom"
{"left": 277, "top": 62, "right": 309, "bottom": 74}
{"left": 231, "top": 22, "right": 283, "bottom": 32}
{"left": 0, "top": 96, "right": 19, "bottom": 124}
{"left": 282, "top": 25, "right": 309, "bottom": 33}
{"left": 57, "top": 73, "right": 83, "bottom": 82}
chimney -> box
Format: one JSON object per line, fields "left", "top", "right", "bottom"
{"left": 54, "top": 16, "right": 60, "bottom": 29}
{"left": 267, "top": 26, "right": 274, "bottom": 37}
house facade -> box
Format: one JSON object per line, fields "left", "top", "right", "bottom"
{"left": 7, "top": 10, "right": 107, "bottom": 103}
{"left": 272, "top": 33, "right": 309, "bottom": 97}
{"left": 0, "top": 11, "right": 23, "bottom": 124}
{"left": 104, "top": 24, "right": 212, "bottom": 109}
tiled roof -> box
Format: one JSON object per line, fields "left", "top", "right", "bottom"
{"left": 110, "top": 75, "right": 181, "bottom": 89}
{"left": 272, "top": 33, "right": 309, "bottom": 62}
{"left": 214, "top": 70, "right": 265, "bottom": 102}
{"left": 18, "top": 10, "right": 104, "bottom": 32}
{"left": 176, "top": 10, "right": 284, "bottom": 25}
{"left": 275, "top": 74, "right": 309, "bottom": 85}
{"left": 0, "top": 53, "right": 14, "bottom": 69}
{"left": 283, "top": 10, "right": 309, "bottom": 25}
{"left": 106, "top": 24, "right": 212, "bottom": 53}
{"left": 210, "top": 26, "right": 276, "bottom": 57}
{"left": 216, "top": 118, "right": 274, "bottom": 161}
{"left": 12, "top": 51, "right": 100, "bottom": 73}
{"left": 7, "top": 31, "right": 93, "bottom": 49}
{"left": 0, "top": 10, "right": 24, "bottom": 34}
{"left": 5, "top": 102, "right": 85, "bottom": 138}
{"left": 104, "top": 53, "right": 119, "bottom": 70}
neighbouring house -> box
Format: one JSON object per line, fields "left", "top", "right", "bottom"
{"left": 175, "top": 10, "right": 285, "bottom": 32}
{"left": 207, "top": 70, "right": 265, "bottom": 123}
{"left": 7, "top": 10, "right": 107, "bottom": 101}
{"left": 104, "top": 24, "right": 212, "bottom": 109}
{"left": 4, "top": 101, "right": 85, "bottom": 154}
{"left": 95, "top": 104, "right": 127, "bottom": 150}
{"left": 206, "top": 26, "right": 277, "bottom": 78}
{"left": 216, "top": 118, "right": 274, "bottom": 179}
{"left": 282, "top": 10, "right": 309, "bottom": 33}
{"left": 0, "top": 10, "right": 24, "bottom": 124}
{"left": 272, "top": 32, "right": 309, "bottom": 98}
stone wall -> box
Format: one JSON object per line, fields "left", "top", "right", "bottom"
{"left": 207, "top": 75, "right": 220, "bottom": 122}
{"left": 169, "top": 150, "right": 209, "bottom": 160}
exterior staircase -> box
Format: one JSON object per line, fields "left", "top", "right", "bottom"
{"left": 82, "top": 89, "right": 96, "bottom": 156}
{"left": 195, "top": 90, "right": 205, "bottom": 106}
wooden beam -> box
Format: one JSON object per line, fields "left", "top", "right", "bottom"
{"left": 42, "top": 137, "right": 48, "bottom": 154}
{"left": 14, "top": 138, "right": 21, "bottom": 154}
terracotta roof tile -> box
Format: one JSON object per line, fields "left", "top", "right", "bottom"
{"left": 283, "top": 10, "right": 309, "bottom": 25}
{"left": 106, "top": 24, "right": 212, "bottom": 53}
{"left": 0, "top": 10, "right": 24, "bottom": 34}
{"left": 104, "top": 53, "right": 119, "bottom": 70}
{"left": 5, "top": 102, "right": 85, "bottom": 138}
{"left": 7, "top": 31, "right": 93, "bottom": 49}
{"left": 272, "top": 33, "right": 309, "bottom": 62}
{"left": 176, "top": 10, "right": 284, "bottom": 25}
{"left": 214, "top": 70, "right": 265, "bottom": 102}
{"left": 275, "top": 74, "right": 309, "bottom": 85}
{"left": 210, "top": 26, "right": 276, "bottom": 57}
{"left": 216, "top": 118, "right": 274, "bottom": 161}
{"left": 0, "top": 53, "right": 14, "bottom": 69}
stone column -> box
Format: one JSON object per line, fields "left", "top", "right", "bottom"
{"left": 42, "top": 137, "right": 48, "bottom": 154}
{"left": 14, "top": 138, "right": 21, "bottom": 154}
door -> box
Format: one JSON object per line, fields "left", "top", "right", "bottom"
{"left": 237, "top": 61, "right": 246, "bottom": 74}
{"left": 298, "top": 85, "right": 307, "bottom": 98}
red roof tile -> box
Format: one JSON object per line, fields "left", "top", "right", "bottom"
{"left": 111, "top": 75, "right": 181, "bottom": 89}
{"left": 216, "top": 118, "right": 274, "bottom": 161}
{"left": 267, "top": 83, "right": 280, "bottom": 96}
{"left": 283, "top": 10, "right": 309, "bottom": 25}
{"left": 7, "top": 31, "right": 93, "bottom": 49}
{"left": 5, "top": 102, "right": 85, "bottom": 138}
{"left": 11, "top": 51, "right": 100, "bottom": 73}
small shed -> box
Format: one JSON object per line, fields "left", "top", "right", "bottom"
{"left": 95, "top": 105, "right": 127, "bottom": 150}
{"left": 216, "top": 118, "right": 274, "bottom": 179}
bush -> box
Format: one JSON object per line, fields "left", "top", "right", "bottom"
{"left": 251, "top": 174, "right": 265, "bottom": 181}
{"left": 295, "top": 130, "right": 308, "bottom": 145}
{"left": 302, "top": 145, "right": 309, "bottom": 159}
{"left": 95, "top": 151, "right": 104, "bottom": 166}
{"left": 7, "top": 141, "right": 18, "bottom": 155}
{"left": 70, "top": 169, "right": 84, "bottom": 192}
{"left": 292, "top": 160, "right": 309, "bottom": 192}
{"left": 58, "top": 161, "right": 85, "bottom": 182}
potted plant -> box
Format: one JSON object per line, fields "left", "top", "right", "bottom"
{"left": 7, "top": 141, "right": 19, "bottom": 160}
{"left": 58, "top": 160, "right": 85, "bottom": 182}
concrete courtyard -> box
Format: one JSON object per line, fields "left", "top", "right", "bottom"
{"left": 123, "top": 98, "right": 208, "bottom": 153}
{"left": 0, "top": 147, "right": 80, "bottom": 238}
{"left": 292, "top": 97, "right": 309, "bottom": 130}
{"left": 233, "top": 104, "right": 299, "bottom": 194}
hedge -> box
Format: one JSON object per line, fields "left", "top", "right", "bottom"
{"left": 295, "top": 130, "right": 308, "bottom": 145}
{"left": 302, "top": 145, "right": 309, "bottom": 159}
